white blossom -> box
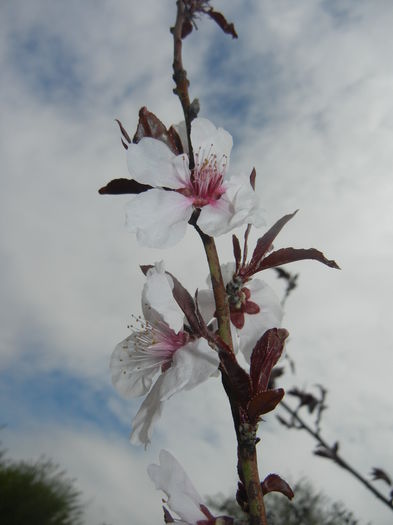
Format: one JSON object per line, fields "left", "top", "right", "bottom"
{"left": 125, "top": 118, "right": 265, "bottom": 247}
{"left": 148, "top": 450, "right": 214, "bottom": 524}
{"left": 110, "top": 262, "right": 219, "bottom": 446}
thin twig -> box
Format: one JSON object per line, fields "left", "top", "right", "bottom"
{"left": 171, "top": 0, "right": 194, "bottom": 166}
{"left": 280, "top": 400, "right": 393, "bottom": 512}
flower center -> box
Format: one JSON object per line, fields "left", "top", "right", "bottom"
{"left": 178, "top": 146, "right": 227, "bottom": 207}
{"left": 129, "top": 316, "right": 189, "bottom": 372}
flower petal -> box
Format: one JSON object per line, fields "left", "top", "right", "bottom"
{"left": 148, "top": 450, "right": 206, "bottom": 524}
{"left": 191, "top": 118, "right": 233, "bottom": 171}
{"left": 238, "top": 279, "right": 283, "bottom": 362}
{"left": 125, "top": 189, "right": 193, "bottom": 248}
{"left": 130, "top": 373, "right": 165, "bottom": 447}
{"left": 110, "top": 335, "right": 157, "bottom": 398}
{"left": 130, "top": 338, "right": 219, "bottom": 446}
{"left": 127, "top": 137, "right": 182, "bottom": 188}
{"left": 143, "top": 262, "right": 184, "bottom": 333}
{"left": 197, "top": 175, "right": 265, "bottom": 237}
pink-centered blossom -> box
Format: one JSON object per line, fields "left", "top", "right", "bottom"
{"left": 198, "top": 263, "right": 283, "bottom": 362}
{"left": 148, "top": 450, "right": 233, "bottom": 525}
{"left": 110, "top": 262, "right": 219, "bottom": 447}
{"left": 125, "top": 118, "right": 265, "bottom": 247}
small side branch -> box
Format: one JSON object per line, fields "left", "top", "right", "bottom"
{"left": 280, "top": 400, "right": 393, "bottom": 512}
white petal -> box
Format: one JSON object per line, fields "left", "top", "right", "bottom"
{"left": 196, "top": 195, "right": 234, "bottom": 236}
{"left": 173, "top": 338, "right": 219, "bottom": 392}
{"left": 110, "top": 335, "right": 157, "bottom": 398}
{"left": 125, "top": 189, "right": 193, "bottom": 248}
{"left": 238, "top": 279, "right": 283, "bottom": 362}
{"left": 197, "top": 175, "right": 265, "bottom": 237}
{"left": 195, "top": 289, "right": 215, "bottom": 326}
{"left": 143, "top": 263, "right": 184, "bottom": 333}
{"left": 226, "top": 174, "right": 266, "bottom": 228}
{"left": 130, "top": 373, "right": 165, "bottom": 447}
{"left": 130, "top": 339, "right": 219, "bottom": 445}
{"left": 148, "top": 450, "right": 205, "bottom": 524}
{"left": 127, "top": 138, "right": 182, "bottom": 188}
{"left": 191, "top": 118, "right": 233, "bottom": 170}
{"left": 219, "top": 262, "right": 236, "bottom": 286}
{"left": 173, "top": 121, "right": 189, "bottom": 155}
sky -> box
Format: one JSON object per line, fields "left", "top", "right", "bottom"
{"left": 1, "top": 0, "right": 393, "bottom": 523}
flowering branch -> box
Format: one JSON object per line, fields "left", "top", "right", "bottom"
{"left": 99, "top": 2, "right": 343, "bottom": 524}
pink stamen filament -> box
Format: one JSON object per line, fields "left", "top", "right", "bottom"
{"left": 177, "top": 146, "right": 227, "bottom": 207}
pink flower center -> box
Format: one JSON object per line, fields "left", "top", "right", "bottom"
{"left": 132, "top": 317, "right": 189, "bottom": 373}
{"left": 178, "top": 146, "right": 227, "bottom": 207}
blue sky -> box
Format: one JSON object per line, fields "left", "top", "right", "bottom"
{"left": 1, "top": 1, "right": 393, "bottom": 524}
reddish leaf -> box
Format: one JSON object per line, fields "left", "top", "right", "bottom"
{"left": 133, "top": 107, "right": 183, "bottom": 155}
{"left": 232, "top": 234, "right": 241, "bottom": 272}
{"left": 115, "top": 118, "right": 131, "bottom": 144}
{"left": 246, "top": 211, "right": 298, "bottom": 275}
{"left": 268, "top": 366, "right": 284, "bottom": 389}
{"left": 250, "top": 167, "right": 256, "bottom": 190}
{"left": 250, "top": 328, "right": 289, "bottom": 394}
{"left": 163, "top": 506, "right": 175, "bottom": 523}
{"left": 98, "top": 178, "right": 152, "bottom": 195}
{"left": 248, "top": 388, "right": 284, "bottom": 421}
{"left": 181, "top": 19, "right": 193, "bottom": 38}
{"left": 168, "top": 125, "right": 184, "bottom": 154}
{"left": 199, "top": 504, "right": 215, "bottom": 521}
{"left": 261, "top": 474, "right": 294, "bottom": 500}
{"left": 207, "top": 8, "right": 238, "bottom": 38}
{"left": 140, "top": 265, "right": 201, "bottom": 335}
{"left": 140, "top": 265, "right": 152, "bottom": 276}
{"left": 170, "top": 273, "right": 202, "bottom": 335}
{"left": 219, "top": 350, "right": 251, "bottom": 408}
{"left": 257, "top": 247, "right": 340, "bottom": 272}
{"left": 370, "top": 468, "right": 392, "bottom": 486}
{"left": 242, "top": 223, "right": 252, "bottom": 267}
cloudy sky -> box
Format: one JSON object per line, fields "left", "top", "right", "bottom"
{"left": 1, "top": 0, "right": 393, "bottom": 523}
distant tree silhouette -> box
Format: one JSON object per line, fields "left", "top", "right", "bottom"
{"left": 0, "top": 449, "right": 84, "bottom": 525}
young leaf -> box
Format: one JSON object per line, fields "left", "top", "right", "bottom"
{"left": 219, "top": 350, "right": 252, "bottom": 408}
{"left": 248, "top": 388, "right": 284, "bottom": 421}
{"left": 250, "top": 328, "right": 289, "bottom": 394}
{"left": 246, "top": 211, "right": 298, "bottom": 275}
{"left": 133, "top": 106, "right": 183, "bottom": 155}
{"left": 257, "top": 247, "right": 340, "bottom": 272}
{"left": 98, "top": 178, "right": 152, "bottom": 195}
{"left": 261, "top": 473, "right": 294, "bottom": 500}
{"left": 206, "top": 8, "right": 238, "bottom": 38}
